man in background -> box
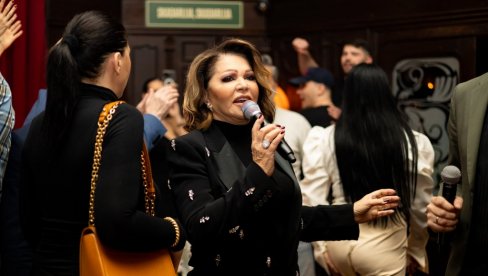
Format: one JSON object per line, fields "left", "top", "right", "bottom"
{"left": 292, "top": 37, "right": 373, "bottom": 119}
{"left": 289, "top": 67, "right": 335, "bottom": 128}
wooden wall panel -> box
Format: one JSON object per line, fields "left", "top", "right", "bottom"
{"left": 46, "top": 0, "right": 121, "bottom": 47}
{"left": 125, "top": 35, "right": 168, "bottom": 105}
{"left": 173, "top": 36, "right": 216, "bottom": 90}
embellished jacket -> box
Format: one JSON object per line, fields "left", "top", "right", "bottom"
{"left": 168, "top": 122, "right": 359, "bottom": 276}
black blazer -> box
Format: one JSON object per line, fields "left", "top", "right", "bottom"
{"left": 167, "top": 123, "right": 358, "bottom": 276}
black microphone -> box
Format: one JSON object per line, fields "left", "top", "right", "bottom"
{"left": 441, "top": 165, "right": 461, "bottom": 204}
{"left": 242, "top": 100, "right": 296, "bottom": 163}
{"left": 438, "top": 165, "right": 461, "bottom": 246}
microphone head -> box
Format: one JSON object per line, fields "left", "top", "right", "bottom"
{"left": 441, "top": 165, "right": 461, "bottom": 184}
{"left": 242, "top": 100, "right": 262, "bottom": 120}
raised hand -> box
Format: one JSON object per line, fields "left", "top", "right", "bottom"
{"left": 292, "top": 37, "right": 310, "bottom": 55}
{"left": 0, "top": 0, "right": 22, "bottom": 56}
{"left": 0, "top": 0, "right": 18, "bottom": 35}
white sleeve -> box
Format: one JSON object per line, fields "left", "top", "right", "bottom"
{"left": 408, "top": 131, "right": 435, "bottom": 270}
{"left": 300, "top": 126, "right": 346, "bottom": 206}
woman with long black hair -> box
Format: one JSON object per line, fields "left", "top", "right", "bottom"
{"left": 301, "top": 63, "right": 434, "bottom": 275}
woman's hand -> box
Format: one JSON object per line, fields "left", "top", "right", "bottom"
{"left": 353, "top": 189, "right": 400, "bottom": 223}
{"left": 144, "top": 86, "right": 179, "bottom": 120}
{"left": 426, "top": 195, "right": 462, "bottom": 232}
{"left": 0, "top": 0, "right": 22, "bottom": 56}
{"left": 251, "top": 115, "right": 285, "bottom": 176}
{"left": 0, "top": 0, "right": 18, "bottom": 35}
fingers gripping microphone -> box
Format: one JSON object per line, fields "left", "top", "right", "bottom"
{"left": 439, "top": 165, "right": 461, "bottom": 247}
{"left": 441, "top": 165, "right": 461, "bottom": 204}
{"left": 242, "top": 100, "right": 296, "bottom": 163}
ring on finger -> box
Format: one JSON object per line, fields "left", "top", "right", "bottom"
{"left": 262, "top": 139, "right": 270, "bottom": 149}
{"left": 435, "top": 216, "right": 439, "bottom": 224}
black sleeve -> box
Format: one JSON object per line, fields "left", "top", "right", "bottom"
{"left": 95, "top": 104, "right": 183, "bottom": 251}
{"left": 300, "top": 205, "right": 359, "bottom": 242}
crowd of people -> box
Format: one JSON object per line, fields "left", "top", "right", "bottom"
{"left": 0, "top": 6, "right": 486, "bottom": 276}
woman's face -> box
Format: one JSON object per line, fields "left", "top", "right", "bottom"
{"left": 207, "top": 53, "right": 259, "bottom": 125}
{"left": 120, "top": 45, "right": 132, "bottom": 92}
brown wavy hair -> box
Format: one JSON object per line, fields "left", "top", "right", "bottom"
{"left": 183, "top": 38, "right": 275, "bottom": 131}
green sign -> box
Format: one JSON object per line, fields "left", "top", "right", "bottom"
{"left": 146, "top": 1, "right": 243, "bottom": 29}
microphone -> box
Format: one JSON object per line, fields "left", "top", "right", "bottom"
{"left": 438, "top": 165, "right": 461, "bottom": 246}
{"left": 242, "top": 100, "right": 296, "bottom": 163}
{"left": 441, "top": 165, "right": 461, "bottom": 204}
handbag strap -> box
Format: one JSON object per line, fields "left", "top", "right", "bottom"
{"left": 88, "top": 101, "right": 156, "bottom": 227}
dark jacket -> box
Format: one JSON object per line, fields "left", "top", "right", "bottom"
{"left": 168, "top": 122, "right": 358, "bottom": 276}
{"left": 20, "top": 84, "right": 183, "bottom": 276}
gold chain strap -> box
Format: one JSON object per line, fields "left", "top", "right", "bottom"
{"left": 88, "top": 101, "right": 155, "bottom": 226}
{"left": 141, "top": 145, "right": 156, "bottom": 216}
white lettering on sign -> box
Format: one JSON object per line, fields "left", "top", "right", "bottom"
{"left": 157, "top": 7, "right": 232, "bottom": 20}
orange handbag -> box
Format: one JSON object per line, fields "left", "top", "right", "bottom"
{"left": 79, "top": 101, "right": 176, "bottom": 276}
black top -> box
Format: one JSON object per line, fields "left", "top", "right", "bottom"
{"left": 20, "top": 83, "right": 184, "bottom": 276}
{"left": 167, "top": 120, "right": 359, "bottom": 276}
{"left": 299, "top": 106, "right": 334, "bottom": 128}
{"left": 332, "top": 77, "right": 345, "bottom": 107}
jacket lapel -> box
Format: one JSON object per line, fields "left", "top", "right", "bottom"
{"left": 202, "top": 123, "right": 300, "bottom": 194}
{"left": 466, "top": 74, "right": 488, "bottom": 186}
{"left": 203, "top": 124, "right": 245, "bottom": 191}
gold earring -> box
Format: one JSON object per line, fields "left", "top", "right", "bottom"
{"left": 206, "top": 102, "right": 213, "bottom": 111}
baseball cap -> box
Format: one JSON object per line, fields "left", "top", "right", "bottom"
{"left": 289, "top": 67, "right": 334, "bottom": 88}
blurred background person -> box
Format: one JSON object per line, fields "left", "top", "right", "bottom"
{"left": 261, "top": 54, "right": 290, "bottom": 110}
{"left": 292, "top": 37, "right": 373, "bottom": 120}
{"left": 136, "top": 76, "right": 180, "bottom": 151}
{"left": 138, "top": 76, "right": 187, "bottom": 140}
{"left": 19, "top": 11, "right": 185, "bottom": 275}
{"left": 288, "top": 67, "right": 335, "bottom": 128}
{"left": 168, "top": 38, "right": 400, "bottom": 276}
{"left": 300, "top": 63, "right": 434, "bottom": 276}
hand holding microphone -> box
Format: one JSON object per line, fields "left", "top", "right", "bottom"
{"left": 427, "top": 165, "right": 462, "bottom": 246}
{"left": 440, "top": 165, "right": 461, "bottom": 204}
{"left": 242, "top": 100, "right": 297, "bottom": 164}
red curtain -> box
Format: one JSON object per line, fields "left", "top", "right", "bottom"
{"left": 0, "top": 0, "right": 46, "bottom": 128}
